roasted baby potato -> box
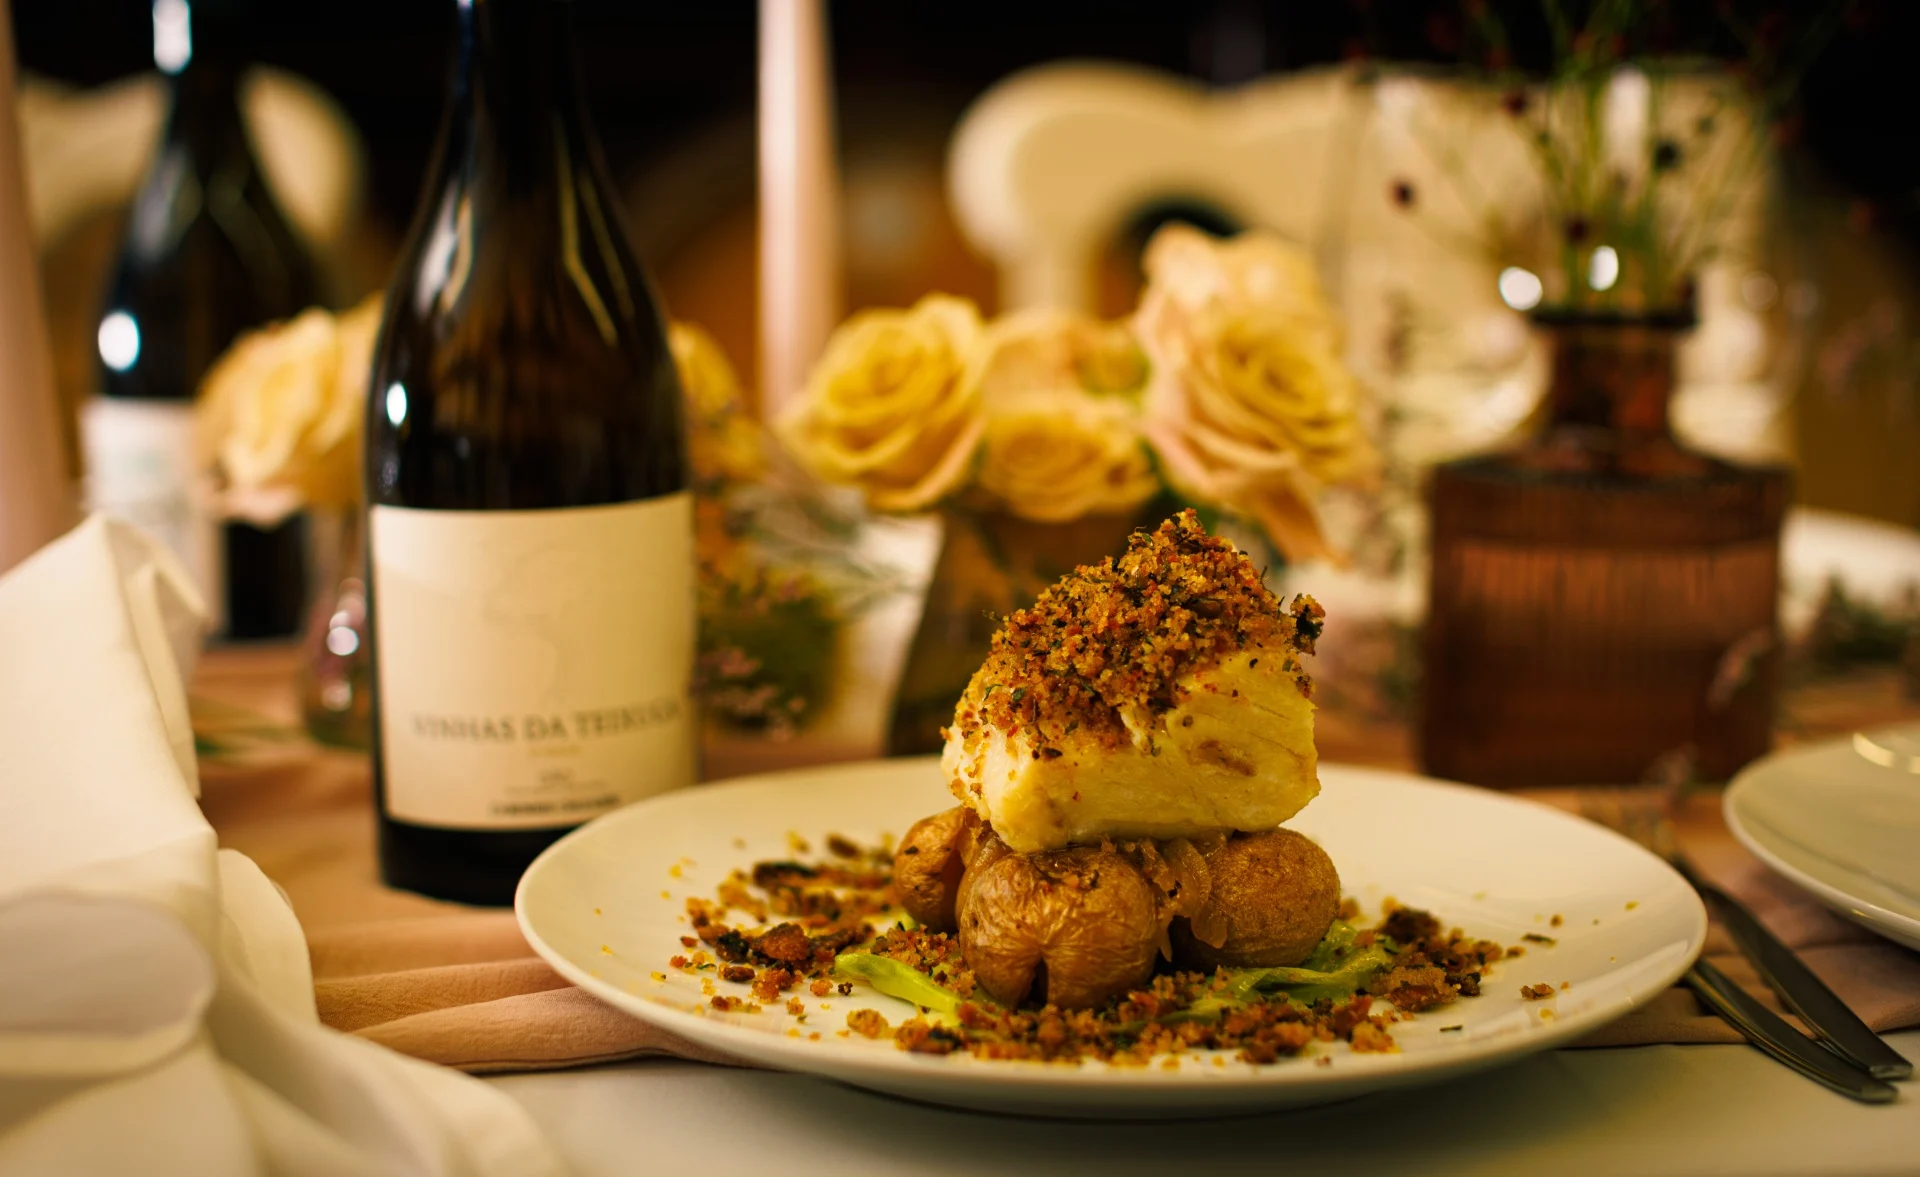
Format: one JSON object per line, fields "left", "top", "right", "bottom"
{"left": 892, "top": 806, "right": 980, "bottom": 932}
{"left": 956, "top": 846, "right": 1160, "bottom": 1009}
{"left": 1171, "top": 828, "right": 1339, "bottom": 969}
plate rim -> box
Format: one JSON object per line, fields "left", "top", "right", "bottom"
{"left": 1724, "top": 748, "right": 1920, "bottom": 951}
{"left": 516, "top": 758, "right": 1708, "bottom": 1100}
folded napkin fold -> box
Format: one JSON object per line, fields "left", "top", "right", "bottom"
{"left": 0, "top": 517, "right": 563, "bottom": 1177}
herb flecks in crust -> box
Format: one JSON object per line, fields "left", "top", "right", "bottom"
{"left": 948, "top": 510, "right": 1322, "bottom": 755}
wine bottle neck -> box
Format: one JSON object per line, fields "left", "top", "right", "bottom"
{"left": 151, "top": 0, "right": 255, "bottom": 151}
{"left": 162, "top": 56, "right": 250, "bottom": 162}
{"left": 170, "top": 57, "right": 243, "bottom": 113}
{"left": 455, "top": 0, "right": 596, "bottom": 179}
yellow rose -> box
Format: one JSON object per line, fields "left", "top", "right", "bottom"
{"left": 1142, "top": 305, "right": 1376, "bottom": 563}
{"left": 959, "top": 308, "right": 1157, "bottom": 523}
{"left": 778, "top": 294, "right": 986, "bottom": 513}
{"left": 975, "top": 389, "right": 1158, "bottom": 523}
{"left": 195, "top": 296, "right": 381, "bottom": 524}
{"left": 1135, "top": 226, "right": 1376, "bottom": 563}
{"left": 971, "top": 307, "right": 1147, "bottom": 402}
{"left": 669, "top": 321, "right": 763, "bottom": 489}
{"left": 1137, "top": 223, "right": 1340, "bottom": 347}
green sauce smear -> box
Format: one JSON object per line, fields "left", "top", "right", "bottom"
{"left": 832, "top": 920, "right": 1392, "bottom": 1023}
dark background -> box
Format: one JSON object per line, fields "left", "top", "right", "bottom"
{"left": 13, "top": 1, "right": 1913, "bottom": 265}
{"left": 14, "top": 1, "right": 1918, "bottom": 522}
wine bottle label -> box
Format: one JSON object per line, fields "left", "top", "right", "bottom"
{"left": 81, "top": 398, "right": 225, "bottom": 631}
{"left": 370, "top": 495, "right": 696, "bottom": 830}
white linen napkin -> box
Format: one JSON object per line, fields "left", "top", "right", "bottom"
{"left": 0, "top": 516, "right": 564, "bottom": 1177}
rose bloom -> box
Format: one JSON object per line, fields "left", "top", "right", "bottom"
{"left": 195, "top": 296, "right": 381, "bottom": 524}
{"left": 778, "top": 294, "right": 986, "bottom": 513}
{"left": 669, "top": 320, "right": 764, "bottom": 490}
{"left": 962, "top": 308, "right": 1157, "bottom": 522}
{"left": 975, "top": 389, "right": 1158, "bottom": 523}
{"left": 1135, "top": 226, "right": 1377, "bottom": 563}
{"left": 1137, "top": 223, "right": 1340, "bottom": 347}
{"left": 971, "top": 307, "right": 1147, "bottom": 402}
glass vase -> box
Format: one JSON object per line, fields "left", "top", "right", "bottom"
{"left": 1419, "top": 308, "right": 1790, "bottom": 787}
{"left": 298, "top": 508, "right": 371, "bottom": 750}
{"left": 885, "top": 508, "right": 1142, "bottom": 756}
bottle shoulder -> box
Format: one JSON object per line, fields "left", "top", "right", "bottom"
{"left": 112, "top": 133, "right": 317, "bottom": 300}
{"left": 98, "top": 211, "right": 317, "bottom": 399}
{"left": 363, "top": 47, "right": 687, "bottom": 511}
{"left": 372, "top": 153, "right": 672, "bottom": 382}
{"left": 363, "top": 169, "right": 686, "bottom": 511}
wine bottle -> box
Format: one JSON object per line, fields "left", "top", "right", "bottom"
{"left": 366, "top": 0, "right": 695, "bottom": 904}
{"left": 86, "top": 0, "right": 316, "bottom": 638}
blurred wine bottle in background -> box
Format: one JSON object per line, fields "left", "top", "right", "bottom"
{"left": 366, "top": 0, "right": 694, "bottom": 904}
{"left": 85, "top": 0, "right": 316, "bottom": 638}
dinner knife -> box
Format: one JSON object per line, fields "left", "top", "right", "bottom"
{"left": 1685, "top": 959, "right": 1897, "bottom": 1103}
{"left": 1678, "top": 860, "right": 1913, "bottom": 1080}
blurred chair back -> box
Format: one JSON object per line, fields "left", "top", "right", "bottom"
{"left": 948, "top": 62, "right": 1360, "bottom": 313}
{"left": 22, "top": 68, "right": 366, "bottom": 263}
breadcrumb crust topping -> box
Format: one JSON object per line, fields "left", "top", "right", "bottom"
{"left": 947, "top": 510, "right": 1323, "bottom": 752}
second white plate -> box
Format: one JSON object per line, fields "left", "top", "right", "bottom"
{"left": 1726, "top": 728, "right": 1920, "bottom": 953}
{"left": 517, "top": 758, "right": 1706, "bottom": 1118}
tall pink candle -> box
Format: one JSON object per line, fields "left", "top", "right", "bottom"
{"left": 757, "top": 0, "right": 840, "bottom": 419}
{"left": 0, "top": 0, "right": 73, "bottom": 572}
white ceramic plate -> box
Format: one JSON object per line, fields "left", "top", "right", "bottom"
{"left": 517, "top": 758, "right": 1706, "bottom": 1118}
{"left": 1725, "top": 728, "right": 1920, "bottom": 953}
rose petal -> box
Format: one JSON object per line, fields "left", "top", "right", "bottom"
{"left": 779, "top": 294, "right": 986, "bottom": 512}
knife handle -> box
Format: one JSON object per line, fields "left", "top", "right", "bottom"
{"left": 1694, "top": 876, "right": 1913, "bottom": 1081}
{"left": 1685, "top": 960, "right": 1897, "bottom": 1104}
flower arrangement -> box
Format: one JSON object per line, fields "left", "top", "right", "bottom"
{"left": 1386, "top": 1, "right": 1838, "bottom": 315}
{"left": 670, "top": 321, "right": 889, "bottom": 739}
{"left": 779, "top": 224, "right": 1379, "bottom": 565}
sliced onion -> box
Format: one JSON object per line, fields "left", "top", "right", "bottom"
{"left": 1189, "top": 900, "right": 1231, "bottom": 949}
{"left": 1161, "top": 838, "right": 1212, "bottom": 920}
{"left": 1130, "top": 839, "right": 1173, "bottom": 893}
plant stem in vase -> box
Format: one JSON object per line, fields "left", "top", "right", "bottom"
{"left": 1421, "top": 307, "right": 1790, "bottom": 787}
{"left": 887, "top": 509, "right": 1141, "bottom": 756}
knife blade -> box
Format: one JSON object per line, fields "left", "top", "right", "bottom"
{"left": 1685, "top": 959, "right": 1897, "bottom": 1103}
{"left": 1681, "top": 861, "right": 1912, "bottom": 1080}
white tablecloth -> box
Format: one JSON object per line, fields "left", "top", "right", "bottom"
{"left": 489, "top": 1030, "right": 1920, "bottom": 1177}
